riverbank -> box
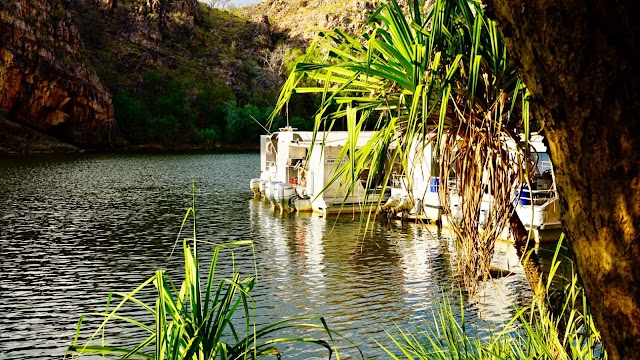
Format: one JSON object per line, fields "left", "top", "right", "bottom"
{"left": 119, "top": 142, "right": 261, "bottom": 154}
{"left": 0, "top": 119, "right": 260, "bottom": 154}
{"left": 0, "top": 119, "right": 84, "bottom": 154}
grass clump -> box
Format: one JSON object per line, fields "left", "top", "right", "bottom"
{"left": 66, "top": 194, "right": 343, "bottom": 359}
{"left": 379, "top": 236, "right": 606, "bottom": 360}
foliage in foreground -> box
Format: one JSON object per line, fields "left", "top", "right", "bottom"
{"left": 380, "top": 236, "right": 606, "bottom": 360}
{"left": 66, "top": 201, "right": 342, "bottom": 359}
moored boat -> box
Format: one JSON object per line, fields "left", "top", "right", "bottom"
{"left": 380, "top": 138, "right": 443, "bottom": 222}
{"left": 383, "top": 134, "right": 562, "bottom": 244}
{"left": 251, "top": 128, "right": 390, "bottom": 214}
{"left": 513, "top": 135, "right": 562, "bottom": 243}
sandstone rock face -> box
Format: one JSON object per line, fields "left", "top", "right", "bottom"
{"left": 0, "top": 0, "right": 118, "bottom": 149}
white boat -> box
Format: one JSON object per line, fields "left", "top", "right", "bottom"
{"left": 250, "top": 128, "right": 390, "bottom": 214}
{"left": 514, "top": 135, "right": 562, "bottom": 243}
{"left": 382, "top": 134, "right": 562, "bottom": 243}
{"left": 380, "top": 138, "right": 443, "bottom": 222}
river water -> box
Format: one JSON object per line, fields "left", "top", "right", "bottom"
{"left": 0, "top": 153, "right": 530, "bottom": 359}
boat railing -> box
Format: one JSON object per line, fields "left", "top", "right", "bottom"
{"left": 391, "top": 174, "right": 407, "bottom": 189}
{"left": 536, "top": 160, "right": 553, "bottom": 175}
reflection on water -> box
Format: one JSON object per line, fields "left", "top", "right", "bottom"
{"left": 0, "top": 153, "right": 529, "bottom": 359}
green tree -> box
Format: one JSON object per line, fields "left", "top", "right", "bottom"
{"left": 113, "top": 92, "right": 152, "bottom": 141}
{"left": 114, "top": 71, "right": 240, "bottom": 148}
{"left": 224, "top": 102, "right": 272, "bottom": 144}
{"left": 195, "top": 127, "right": 220, "bottom": 150}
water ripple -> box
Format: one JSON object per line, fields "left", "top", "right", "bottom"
{"left": 0, "top": 153, "right": 528, "bottom": 359}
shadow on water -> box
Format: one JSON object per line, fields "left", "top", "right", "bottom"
{"left": 0, "top": 153, "right": 529, "bottom": 359}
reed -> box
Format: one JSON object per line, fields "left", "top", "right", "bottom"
{"left": 379, "top": 236, "right": 606, "bottom": 360}
{"left": 66, "top": 193, "right": 346, "bottom": 359}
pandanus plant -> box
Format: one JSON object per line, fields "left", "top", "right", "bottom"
{"left": 269, "top": 0, "right": 540, "bottom": 294}
{"left": 66, "top": 194, "right": 348, "bottom": 359}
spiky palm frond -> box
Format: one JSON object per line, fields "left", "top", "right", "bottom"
{"left": 269, "top": 0, "right": 533, "bottom": 293}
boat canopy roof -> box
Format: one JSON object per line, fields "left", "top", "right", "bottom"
{"left": 271, "top": 131, "right": 377, "bottom": 147}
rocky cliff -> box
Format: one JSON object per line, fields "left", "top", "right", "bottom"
{"left": 0, "top": 0, "right": 369, "bottom": 152}
{"left": 0, "top": 0, "right": 118, "bottom": 151}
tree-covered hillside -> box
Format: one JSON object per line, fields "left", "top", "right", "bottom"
{"left": 75, "top": 0, "right": 314, "bottom": 150}
{"left": 2, "top": 0, "right": 351, "bottom": 152}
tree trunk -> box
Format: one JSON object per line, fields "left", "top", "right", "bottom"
{"left": 485, "top": 0, "right": 640, "bottom": 358}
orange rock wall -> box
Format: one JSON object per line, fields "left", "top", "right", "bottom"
{"left": 0, "top": 0, "right": 116, "bottom": 148}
